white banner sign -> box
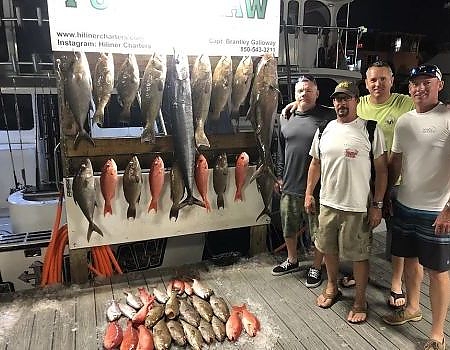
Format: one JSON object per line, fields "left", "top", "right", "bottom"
{"left": 47, "top": 0, "right": 280, "bottom": 57}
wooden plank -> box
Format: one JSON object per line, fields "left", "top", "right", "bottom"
{"left": 93, "top": 279, "right": 114, "bottom": 350}
{"left": 29, "top": 308, "right": 56, "bottom": 350}
{"left": 52, "top": 293, "right": 77, "bottom": 350}
{"left": 249, "top": 224, "right": 268, "bottom": 256}
{"left": 74, "top": 286, "right": 98, "bottom": 349}
{"left": 4, "top": 311, "right": 34, "bottom": 350}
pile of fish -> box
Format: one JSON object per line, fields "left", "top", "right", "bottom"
{"left": 103, "top": 278, "right": 260, "bottom": 349}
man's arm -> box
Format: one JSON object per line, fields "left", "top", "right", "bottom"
{"left": 304, "top": 157, "right": 321, "bottom": 214}
{"left": 387, "top": 151, "right": 402, "bottom": 191}
{"left": 368, "top": 153, "right": 388, "bottom": 228}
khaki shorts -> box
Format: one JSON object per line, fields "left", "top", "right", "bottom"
{"left": 280, "top": 193, "right": 319, "bottom": 240}
{"left": 315, "top": 205, "right": 372, "bottom": 261}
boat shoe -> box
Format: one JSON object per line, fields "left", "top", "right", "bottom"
{"left": 424, "top": 338, "right": 445, "bottom": 350}
{"left": 383, "top": 308, "right": 422, "bottom": 326}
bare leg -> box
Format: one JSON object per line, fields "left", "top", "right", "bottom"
{"left": 317, "top": 253, "right": 339, "bottom": 307}
{"left": 285, "top": 236, "right": 298, "bottom": 263}
{"left": 389, "top": 255, "right": 406, "bottom": 306}
{"left": 428, "top": 269, "right": 450, "bottom": 343}
{"left": 403, "top": 257, "right": 423, "bottom": 315}
{"left": 312, "top": 247, "right": 324, "bottom": 269}
{"left": 347, "top": 260, "right": 369, "bottom": 322}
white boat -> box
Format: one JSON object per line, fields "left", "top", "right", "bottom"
{"left": 0, "top": 0, "right": 365, "bottom": 291}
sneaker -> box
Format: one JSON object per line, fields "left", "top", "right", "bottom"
{"left": 305, "top": 266, "right": 322, "bottom": 288}
{"left": 382, "top": 308, "right": 422, "bottom": 326}
{"left": 272, "top": 259, "right": 299, "bottom": 276}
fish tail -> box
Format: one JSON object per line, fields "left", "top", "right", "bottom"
{"left": 93, "top": 108, "right": 104, "bottom": 126}
{"left": 104, "top": 203, "right": 112, "bottom": 216}
{"left": 209, "top": 109, "right": 221, "bottom": 121}
{"left": 256, "top": 207, "right": 271, "bottom": 222}
{"left": 140, "top": 126, "right": 156, "bottom": 144}
{"left": 217, "top": 194, "right": 224, "bottom": 209}
{"left": 194, "top": 128, "right": 210, "bottom": 149}
{"left": 119, "top": 105, "right": 131, "bottom": 123}
{"left": 230, "top": 106, "right": 240, "bottom": 120}
{"left": 87, "top": 222, "right": 104, "bottom": 242}
{"left": 234, "top": 189, "right": 242, "bottom": 202}
{"left": 74, "top": 130, "right": 95, "bottom": 149}
{"left": 169, "top": 205, "right": 179, "bottom": 221}
{"left": 127, "top": 205, "right": 136, "bottom": 219}
{"left": 148, "top": 199, "right": 157, "bottom": 213}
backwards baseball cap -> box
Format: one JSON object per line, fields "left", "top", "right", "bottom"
{"left": 330, "top": 80, "right": 359, "bottom": 98}
{"left": 409, "top": 64, "right": 442, "bottom": 81}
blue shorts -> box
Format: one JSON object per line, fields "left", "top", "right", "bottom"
{"left": 391, "top": 200, "right": 450, "bottom": 272}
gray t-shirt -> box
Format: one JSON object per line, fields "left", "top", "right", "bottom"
{"left": 277, "top": 104, "right": 335, "bottom": 196}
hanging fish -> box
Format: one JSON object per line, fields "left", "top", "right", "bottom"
{"left": 72, "top": 158, "right": 103, "bottom": 241}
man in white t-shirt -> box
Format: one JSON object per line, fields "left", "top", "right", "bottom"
{"left": 305, "top": 81, "right": 388, "bottom": 324}
{"left": 382, "top": 64, "right": 450, "bottom": 350}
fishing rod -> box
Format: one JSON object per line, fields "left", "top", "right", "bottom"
{"left": 0, "top": 89, "right": 20, "bottom": 191}
{"left": 34, "top": 86, "right": 41, "bottom": 190}
{"left": 12, "top": 78, "right": 27, "bottom": 187}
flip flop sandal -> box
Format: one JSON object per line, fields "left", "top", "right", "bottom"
{"left": 387, "top": 290, "right": 406, "bottom": 310}
{"left": 348, "top": 303, "right": 368, "bottom": 324}
{"left": 318, "top": 289, "right": 342, "bottom": 309}
{"left": 341, "top": 275, "right": 356, "bottom": 288}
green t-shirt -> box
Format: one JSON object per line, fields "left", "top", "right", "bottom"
{"left": 357, "top": 93, "right": 414, "bottom": 153}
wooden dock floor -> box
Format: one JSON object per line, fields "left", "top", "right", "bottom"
{"left": 0, "top": 230, "right": 448, "bottom": 350}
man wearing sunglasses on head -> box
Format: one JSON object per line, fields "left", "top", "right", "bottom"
{"left": 382, "top": 64, "right": 450, "bottom": 350}
{"left": 272, "top": 75, "right": 335, "bottom": 290}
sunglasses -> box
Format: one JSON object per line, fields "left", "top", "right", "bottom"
{"left": 410, "top": 65, "right": 442, "bottom": 80}
{"left": 297, "top": 74, "right": 316, "bottom": 83}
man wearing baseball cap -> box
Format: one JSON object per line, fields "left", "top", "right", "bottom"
{"left": 383, "top": 64, "right": 450, "bottom": 350}
{"left": 305, "top": 81, "right": 388, "bottom": 323}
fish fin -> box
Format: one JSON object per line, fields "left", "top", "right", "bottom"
{"left": 135, "top": 90, "right": 141, "bottom": 109}
{"left": 157, "top": 80, "right": 164, "bottom": 92}
{"left": 256, "top": 207, "right": 271, "bottom": 222}
{"left": 104, "top": 203, "right": 112, "bottom": 216}
{"left": 217, "top": 194, "right": 224, "bottom": 209}
{"left": 140, "top": 126, "right": 156, "bottom": 144}
{"left": 249, "top": 165, "right": 263, "bottom": 183}
{"left": 119, "top": 105, "right": 131, "bottom": 123}
{"left": 127, "top": 205, "right": 136, "bottom": 219}
{"left": 148, "top": 199, "right": 157, "bottom": 213}
{"left": 93, "top": 108, "right": 104, "bottom": 126}
{"left": 74, "top": 130, "right": 95, "bottom": 149}
{"left": 169, "top": 205, "right": 179, "bottom": 221}
{"left": 87, "top": 222, "right": 104, "bottom": 242}
{"left": 195, "top": 128, "right": 210, "bottom": 149}
{"left": 234, "top": 190, "right": 242, "bottom": 202}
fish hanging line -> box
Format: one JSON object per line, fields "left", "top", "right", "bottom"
{"left": 0, "top": 89, "right": 20, "bottom": 190}
{"left": 12, "top": 78, "right": 27, "bottom": 187}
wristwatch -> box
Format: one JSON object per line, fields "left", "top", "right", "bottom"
{"left": 372, "top": 201, "right": 383, "bottom": 209}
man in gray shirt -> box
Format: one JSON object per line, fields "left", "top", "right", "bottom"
{"left": 272, "top": 75, "right": 335, "bottom": 288}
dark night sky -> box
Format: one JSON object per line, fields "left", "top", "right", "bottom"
{"left": 349, "top": 0, "right": 450, "bottom": 45}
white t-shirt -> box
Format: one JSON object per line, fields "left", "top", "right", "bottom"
{"left": 392, "top": 103, "right": 450, "bottom": 211}
{"left": 310, "top": 118, "right": 386, "bottom": 212}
